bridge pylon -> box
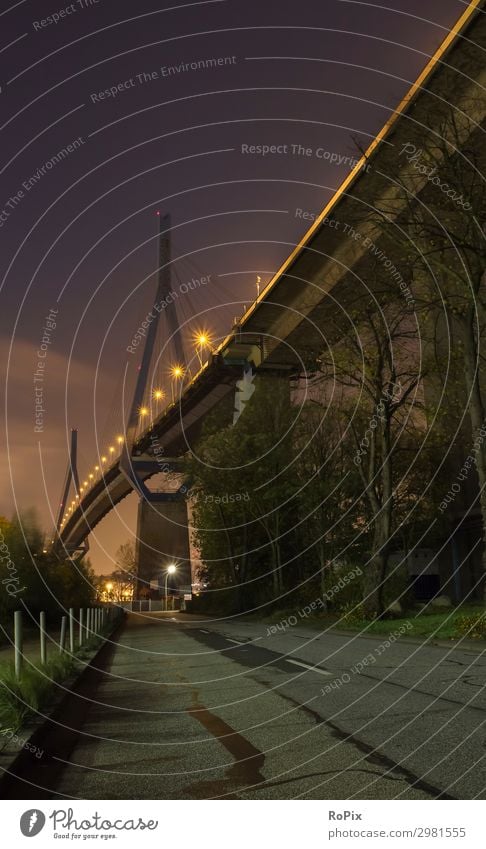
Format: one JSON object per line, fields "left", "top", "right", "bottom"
{"left": 118, "top": 213, "right": 191, "bottom": 601}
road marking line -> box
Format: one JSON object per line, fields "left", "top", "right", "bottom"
{"left": 227, "top": 638, "right": 244, "bottom": 645}
{"left": 199, "top": 629, "right": 210, "bottom": 634}
{"left": 286, "top": 659, "right": 332, "bottom": 676}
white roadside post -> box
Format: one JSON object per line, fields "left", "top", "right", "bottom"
{"left": 14, "top": 610, "right": 23, "bottom": 680}
{"left": 59, "top": 615, "right": 67, "bottom": 653}
{"left": 69, "top": 607, "right": 75, "bottom": 653}
{"left": 79, "top": 608, "right": 84, "bottom": 645}
{"left": 40, "top": 611, "right": 47, "bottom": 665}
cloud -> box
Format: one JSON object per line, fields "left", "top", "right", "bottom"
{"left": 0, "top": 335, "right": 129, "bottom": 568}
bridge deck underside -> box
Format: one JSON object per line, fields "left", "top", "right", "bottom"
{"left": 57, "top": 363, "right": 238, "bottom": 553}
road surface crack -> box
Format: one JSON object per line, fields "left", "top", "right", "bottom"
{"left": 182, "top": 692, "right": 265, "bottom": 798}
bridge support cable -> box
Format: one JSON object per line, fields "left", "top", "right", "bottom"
{"left": 53, "top": 428, "right": 88, "bottom": 558}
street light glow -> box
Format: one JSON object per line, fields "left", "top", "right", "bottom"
{"left": 153, "top": 388, "right": 165, "bottom": 400}
{"left": 167, "top": 564, "right": 177, "bottom": 574}
{"left": 194, "top": 331, "right": 212, "bottom": 367}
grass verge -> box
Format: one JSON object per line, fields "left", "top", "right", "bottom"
{"left": 0, "top": 632, "right": 110, "bottom": 736}
{"left": 336, "top": 604, "right": 486, "bottom": 640}
{"left": 251, "top": 603, "right": 486, "bottom": 642}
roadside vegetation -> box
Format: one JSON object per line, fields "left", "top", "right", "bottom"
{"left": 0, "top": 509, "right": 96, "bottom": 645}
{"left": 249, "top": 604, "right": 486, "bottom": 641}
{"left": 0, "top": 625, "right": 112, "bottom": 736}
{"left": 187, "top": 104, "right": 486, "bottom": 626}
{"left": 0, "top": 509, "right": 104, "bottom": 736}
{"left": 337, "top": 605, "right": 486, "bottom": 640}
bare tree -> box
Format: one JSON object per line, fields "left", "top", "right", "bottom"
{"left": 113, "top": 540, "right": 137, "bottom": 600}
{"left": 318, "top": 294, "right": 424, "bottom": 618}
{"left": 368, "top": 103, "right": 486, "bottom": 594}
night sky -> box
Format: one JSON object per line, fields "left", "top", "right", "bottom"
{"left": 0, "top": 0, "right": 466, "bottom": 573}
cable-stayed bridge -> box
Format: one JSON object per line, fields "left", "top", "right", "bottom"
{"left": 52, "top": 2, "right": 486, "bottom": 598}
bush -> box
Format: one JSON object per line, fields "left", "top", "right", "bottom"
{"left": 338, "top": 601, "right": 366, "bottom": 625}
{"left": 453, "top": 613, "right": 486, "bottom": 640}
{"left": 188, "top": 586, "right": 244, "bottom": 615}
{"left": 322, "top": 561, "right": 364, "bottom": 611}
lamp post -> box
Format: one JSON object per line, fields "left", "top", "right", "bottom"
{"left": 194, "top": 333, "right": 211, "bottom": 368}
{"left": 139, "top": 407, "right": 149, "bottom": 430}
{"left": 164, "top": 564, "right": 177, "bottom": 611}
{"left": 152, "top": 389, "right": 165, "bottom": 426}
{"left": 170, "top": 366, "right": 184, "bottom": 402}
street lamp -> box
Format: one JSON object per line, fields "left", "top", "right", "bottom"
{"left": 170, "top": 365, "right": 184, "bottom": 402}
{"left": 194, "top": 332, "right": 211, "bottom": 368}
{"left": 164, "top": 563, "right": 177, "bottom": 611}
{"left": 151, "top": 389, "right": 165, "bottom": 425}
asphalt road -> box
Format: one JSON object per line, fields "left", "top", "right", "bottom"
{"left": 19, "top": 611, "right": 486, "bottom": 800}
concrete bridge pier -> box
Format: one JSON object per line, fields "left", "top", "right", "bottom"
{"left": 135, "top": 495, "right": 192, "bottom": 602}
